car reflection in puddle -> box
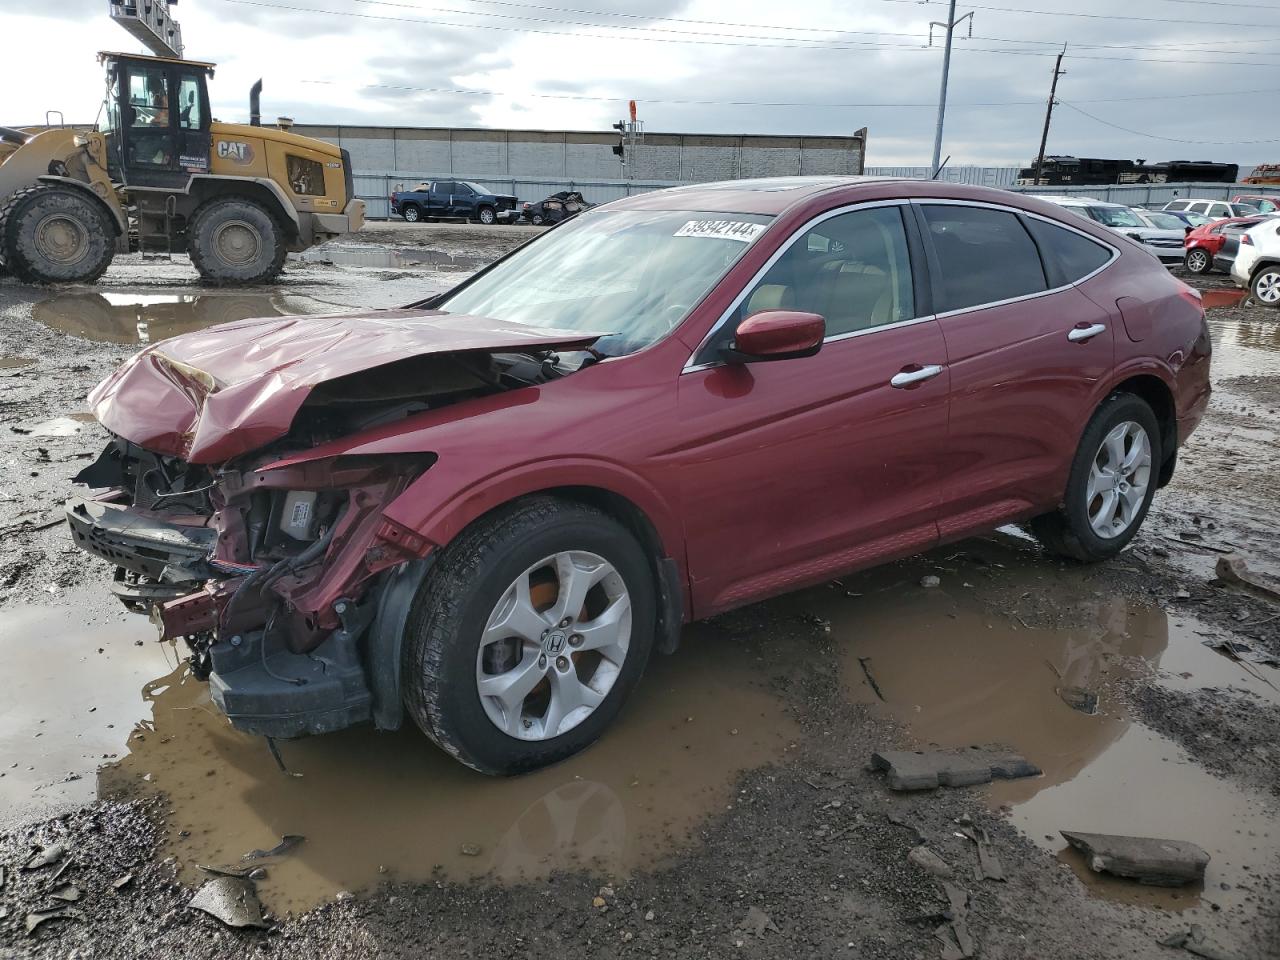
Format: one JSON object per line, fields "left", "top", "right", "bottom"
{"left": 32, "top": 292, "right": 289, "bottom": 344}
{"left": 297, "top": 245, "right": 492, "bottom": 272}
{"left": 788, "top": 533, "right": 1278, "bottom": 918}
{"left": 97, "top": 622, "right": 797, "bottom": 912}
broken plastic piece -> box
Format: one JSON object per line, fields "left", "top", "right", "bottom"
{"left": 188, "top": 876, "right": 269, "bottom": 929}
{"left": 242, "top": 834, "right": 304, "bottom": 861}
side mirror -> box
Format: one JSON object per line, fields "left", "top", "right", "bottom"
{"left": 722, "top": 310, "right": 825, "bottom": 363}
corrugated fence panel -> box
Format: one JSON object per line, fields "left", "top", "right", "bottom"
{"left": 1005, "top": 183, "right": 1280, "bottom": 205}
{"left": 865, "top": 166, "right": 1020, "bottom": 186}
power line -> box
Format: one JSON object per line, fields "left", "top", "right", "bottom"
{"left": 1058, "top": 102, "right": 1280, "bottom": 145}
{"left": 339, "top": 0, "right": 1280, "bottom": 55}
{"left": 301, "top": 78, "right": 1280, "bottom": 110}
{"left": 217, "top": 0, "right": 1280, "bottom": 65}
{"left": 882, "top": 0, "right": 1280, "bottom": 29}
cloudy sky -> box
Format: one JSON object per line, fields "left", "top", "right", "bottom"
{"left": 3, "top": 0, "right": 1279, "bottom": 167}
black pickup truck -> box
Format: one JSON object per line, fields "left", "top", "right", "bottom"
{"left": 389, "top": 180, "right": 519, "bottom": 224}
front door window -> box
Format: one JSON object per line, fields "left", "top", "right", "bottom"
{"left": 127, "top": 66, "right": 173, "bottom": 168}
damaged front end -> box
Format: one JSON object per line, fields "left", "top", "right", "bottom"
{"left": 69, "top": 440, "right": 434, "bottom": 737}
{"left": 65, "top": 309, "right": 607, "bottom": 738}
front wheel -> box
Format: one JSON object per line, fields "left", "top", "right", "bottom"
{"left": 1030, "top": 393, "right": 1161, "bottom": 562}
{"left": 1251, "top": 265, "right": 1280, "bottom": 307}
{"left": 476, "top": 206, "right": 496, "bottom": 225}
{"left": 403, "top": 497, "right": 656, "bottom": 775}
{"left": 0, "top": 185, "right": 115, "bottom": 284}
{"left": 1184, "top": 248, "right": 1212, "bottom": 275}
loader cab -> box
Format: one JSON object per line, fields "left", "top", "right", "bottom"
{"left": 99, "top": 51, "right": 213, "bottom": 189}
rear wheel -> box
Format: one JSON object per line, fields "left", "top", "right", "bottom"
{"left": 187, "top": 197, "right": 285, "bottom": 285}
{"left": 1184, "top": 248, "right": 1212, "bottom": 274}
{"left": 1251, "top": 265, "right": 1280, "bottom": 307}
{"left": 0, "top": 185, "right": 115, "bottom": 284}
{"left": 403, "top": 497, "right": 656, "bottom": 775}
{"left": 401, "top": 204, "right": 421, "bottom": 223}
{"left": 1030, "top": 393, "right": 1161, "bottom": 562}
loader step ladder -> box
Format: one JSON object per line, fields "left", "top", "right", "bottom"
{"left": 137, "top": 195, "right": 176, "bottom": 264}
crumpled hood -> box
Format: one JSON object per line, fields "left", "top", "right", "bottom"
{"left": 88, "top": 309, "right": 606, "bottom": 464}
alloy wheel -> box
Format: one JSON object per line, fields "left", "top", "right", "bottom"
{"left": 1254, "top": 270, "right": 1280, "bottom": 305}
{"left": 476, "top": 551, "right": 631, "bottom": 741}
{"left": 1086, "top": 420, "right": 1152, "bottom": 539}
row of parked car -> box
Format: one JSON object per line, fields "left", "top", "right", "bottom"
{"left": 388, "top": 181, "right": 594, "bottom": 226}
{"left": 1036, "top": 193, "right": 1280, "bottom": 306}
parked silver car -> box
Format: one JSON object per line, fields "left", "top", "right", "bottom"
{"left": 1036, "top": 196, "right": 1183, "bottom": 265}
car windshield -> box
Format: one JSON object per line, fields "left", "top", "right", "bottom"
{"left": 1144, "top": 212, "right": 1185, "bottom": 229}
{"left": 436, "top": 209, "right": 773, "bottom": 356}
{"left": 459, "top": 181, "right": 487, "bottom": 194}
{"left": 1090, "top": 206, "right": 1145, "bottom": 228}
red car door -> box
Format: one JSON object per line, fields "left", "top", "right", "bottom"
{"left": 675, "top": 203, "right": 949, "bottom": 618}
{"left": 914, "top": 202, "right": 1117, "bottom": 540}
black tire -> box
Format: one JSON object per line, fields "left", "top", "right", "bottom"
{"left": 187, "top": 197, "right": 285, "bottom": 285}
{"left": 403, "top": 496, "right": 657, "bottom": 775}
{"left": 401, "top": 204, "right": 421, "bottom": 223}
{"left": 1184, "top": 247, "right": 1213, "bottom": 275}
{"left": 476, "top": 205, "right": 496, "bottom": 225}
{"left": 1030, "top": 393, "right": 1162, "bottom": 562}
{"left": 1249, "top": 264, "right": 1280, "bottom": 308}
{"left": 0, "top": 185, "right": 115, "bottom": 284}
{"left": 530, "top": 213, "right": 544, "bottom": 226}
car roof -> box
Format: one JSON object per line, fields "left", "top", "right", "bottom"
{"left": 604, "top": 176, "right": 916, "bottom": 215}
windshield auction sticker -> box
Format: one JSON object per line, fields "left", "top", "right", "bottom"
{"left": 673, "top": 220, "right": 766, "bottom": 242}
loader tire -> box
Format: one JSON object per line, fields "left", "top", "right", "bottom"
{"left": 187, "top": 197, "right": 286, "bottom": 285}
{"left": 0, "top": 185, "right": 115, "bottom": 284}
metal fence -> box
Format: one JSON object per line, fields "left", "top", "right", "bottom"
{"left": 865, "top": 165, "right": 1021, "bottom": 187}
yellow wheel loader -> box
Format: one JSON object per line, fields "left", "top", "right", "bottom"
{"left": 0, "top": 52, "right": 364, "bottom": 285}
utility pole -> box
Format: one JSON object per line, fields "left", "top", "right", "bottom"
{"left": 930, "top": 0, "right": 974, "bottom": 177}
{"left": 1033, "top": 46, "right": 1068, "bottom": 185}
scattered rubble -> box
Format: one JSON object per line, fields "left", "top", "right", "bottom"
{"left": 739, "top": 905, "right": 780, "bottom": 936}
{"left": 25, "top": 906, "right": 84, "bottom": 935}
{"left": 1060, "top": 831, "right": 1209, "bottom": 886}
{"left": 957, "top": 823, "right": 1005, "bottom": 881}
{"left": 870, "top": 747, "right": 1040, "bottom": 791}
{"left": 242, "top": 834, "right": 304, "bottom": 860}
{"left": 1202, "top": 637, "right": 1280, "bottom": 668}
{"left": 907, "top": 845, "right": 954, "bottom": 879}
{"left": 1215, "top": 555, "right": 1280, "bottom": 605}
{"left": 933, "top": 883, "right": 976, "bottom": 960}
{"left": 1159, "top": 924, "right": 1240, "bottom": 960}
{"left": 23, "top": 842, "right": 67, "bottom": 870}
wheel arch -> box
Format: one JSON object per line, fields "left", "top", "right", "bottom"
{"left": 33, "top": 175, "right": 126, "bottom": 234}
{"left": 1109, "top": 372, "right": 1177, "bottom": 487}
{"left": 186, "top": 175, "right": 299, "bottom": 241}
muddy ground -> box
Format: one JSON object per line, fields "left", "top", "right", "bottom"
{"left": 0, "top": 226, "right": 1277, "bottom": 959}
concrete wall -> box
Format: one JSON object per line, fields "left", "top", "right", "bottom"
{"left": 294, "top": 124, "right": 866, "bottom": 217}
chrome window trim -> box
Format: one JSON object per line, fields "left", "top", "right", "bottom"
{"left": 681, "top": 195, "right": 1121, "bottom": 373}
{"left": 681, "top": 198, "right": 916, "bottom": 373}
{"left": 916, "top": 198, "right": 1120, "bottom": 320}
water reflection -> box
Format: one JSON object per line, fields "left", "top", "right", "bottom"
{"left": 32, "top": 292, "right": 286, "bottom": 344}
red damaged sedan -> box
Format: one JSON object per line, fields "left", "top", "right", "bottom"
{"left": 67, "top": 177, "right": 1211, "bottom": 774}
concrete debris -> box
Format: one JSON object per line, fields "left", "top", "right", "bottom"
{"left": 1215, "top": 555, "right": 1280, "bottom": 605}
{"left": 886, "top": 811, "right": 926, "bottom": 845}
{"left": 908, "top": 845, "right": 954, "bottom": 879}
{"left": 958, "top": 825, "right": 1006, "bottom": 881}
{"left": 870, "top": 747, "right": 1041, "bottom": 791}
{"left": 459, "top": 842, "right": 482, "bottom": 857}
{"left": 25, "top": 907, "right": 84, "bottom": 935}
{"left": 23, "top": 843, "right": 67, "bottom": 870}
{"left": 920, "top": 575, "right": 941, "bottom": 588}
{"left": 1201, "top": 637, "right": 1280, "bottom": 668}
{"left": 111, "top": 873, "right": 133, "bottom": 891}
{"left": 188, "top": 875, "right": 269, "bottom": 929}
{"left": 1058, "top": 686, "right": 1099, "bottom": 714}
{"left": 739, "top": 905, "right": 780, "bottom": 936}
{"left": 242, "top": 834, "right": 304, "bottom": 861}
{"left": 50, "top": 884, "right": 82, "bottom": 902}
{"left": 1159, "top": 924, "right": 1240, "bottom": 960}
{"left": 1060, "top": 831, "right": 1209, "bottom": 886}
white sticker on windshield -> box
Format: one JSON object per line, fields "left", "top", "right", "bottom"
{"left": 673, "top": 219, "right": 765, "bottom": 242}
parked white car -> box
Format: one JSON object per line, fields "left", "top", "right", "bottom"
{"left": 1163, "top": 198, "right": 1260, "bottom": 220}
{"left": 1231, "top": 218, "right": 1280, "bottom": 306}
{"left": 1036, "top": 196, "right": 1184, "bottom": 264}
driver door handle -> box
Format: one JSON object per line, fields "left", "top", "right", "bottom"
{"left": 1068, "top": 322, "right": 1107, "bottom": 343}
{"left": 890, "top": 364, "right": 944, "bottom": 388}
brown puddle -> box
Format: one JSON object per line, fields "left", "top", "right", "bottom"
{"left": 788, "top": 535, "right": 1278, "bottom": 917}
{"left": 32, "top": 292, "right": 288, "bottom": 344}
{"left": 1208, "top": 313, "right": 1280, "bottom": 380}
{"left": 90, "top": 621, "right": 796, "bottom": 912}
{"left": 298, "top": 245, "right": 491, "bottom": 271}
{"left": 0, "top": 356, "right": 35, "bottom": 370}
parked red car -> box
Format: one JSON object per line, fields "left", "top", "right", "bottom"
{"left": 1183, "top": 216, "right": 1265, "bottom": 274}
{"left": 67, "top": 178, "right": 1212, "bottom": 774}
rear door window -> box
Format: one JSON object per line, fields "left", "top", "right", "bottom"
{"left": 1165, "top": 201, "right": 1188, "bottom": 211}
{"left": 1188, "top": 202, "right": 1210, "bottom": 214}
{"left": 920, "top": 205, "right": 1048, "bottom": 313}
{"left": 1024, "top": 217, "right": 1112, "bottom": 283}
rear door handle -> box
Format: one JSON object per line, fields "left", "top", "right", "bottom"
{"left": 1068, "top": 323, "right": 1107, "bottom": 342}
{"left": 890, "top": 364, "right": 944, "bottom": 388}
